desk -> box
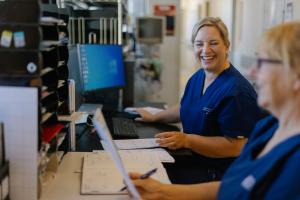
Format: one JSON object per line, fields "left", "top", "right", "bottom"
{"left": 40, "top": 152, "right": 130, "bottom": 200}
{"left": 75, "top": 110, "right": 183, "bottom": 152}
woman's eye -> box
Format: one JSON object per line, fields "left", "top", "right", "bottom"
{"left": 210, "top": 42, "right": 218, "bottom": 46}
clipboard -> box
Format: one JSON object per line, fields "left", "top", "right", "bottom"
{"left": 84, "top": 108, "right": 140, "bottom": 199}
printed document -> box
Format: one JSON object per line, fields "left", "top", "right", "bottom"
{"left": 81, "top": 151, "right": 170, "bottom": 195}
{"left": 86, "top": 109, "right": 170, "bottom": 198}
{"left": 109, "top": 138, "right": 159, "bottom": 149}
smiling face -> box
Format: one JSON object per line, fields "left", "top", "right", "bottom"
{"left": 251, "top": 52, "right": 296, "bottom": 114}
{"left": 193, "top": 26, "right": 229, "bottom": 74}
{"left": 254, "top": 55, "right": 284, "bottom": 111}
{"left": 249, "top": 22, "right": 300, "bottom": 115}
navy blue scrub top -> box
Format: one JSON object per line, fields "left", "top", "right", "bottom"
{"left": 180, "top": 64, "right": 262, "bottom": 138}
{"left": 180, "top": 65, "right": 264, "bottom": 168}
{"left": 218, "top": 116, "right": 300, "bottom": 199}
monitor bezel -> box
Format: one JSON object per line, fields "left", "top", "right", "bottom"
{"left": 136, "top": 16, "right": 165, "bottom": 44}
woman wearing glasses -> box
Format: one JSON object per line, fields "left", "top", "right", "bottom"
{"left": 134, "top": 17, "right": 264, "bottom": 183}
{"left": 130, "top": 22, "right": 300, "bottom": 199}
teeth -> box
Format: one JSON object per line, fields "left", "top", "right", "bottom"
{"left": 201, "top": 56, "right": 214, "bottom": 60}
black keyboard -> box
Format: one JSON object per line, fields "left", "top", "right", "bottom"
{"left": 112, "top": 117, "right": 139, "bottom": 139}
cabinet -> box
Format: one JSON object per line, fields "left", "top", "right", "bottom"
{"left": 0, "top": 1, "right": 72, "bottom": 199}
{"left": 68, "top": 0, "right": 127, "bottom": 45}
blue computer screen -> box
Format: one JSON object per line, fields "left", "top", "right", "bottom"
{"left": 78, "top": 44, "right": 125, "bottom": 92}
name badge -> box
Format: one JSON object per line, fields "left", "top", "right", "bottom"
{"left": 241, "top": 175, "right": 256, "bottom": 191}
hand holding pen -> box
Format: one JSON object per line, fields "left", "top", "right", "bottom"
{"left": 120, "top": 168, "right": 158, "bottom": 191}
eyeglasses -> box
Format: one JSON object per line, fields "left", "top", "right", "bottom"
{"left": 256, "top": 58, "right": 282, "bottom": 69}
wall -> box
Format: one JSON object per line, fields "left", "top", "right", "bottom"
{"left": 179, "top": 0, "right": 204, "bottom": 97}
{"left": 148, "top": 0, "right": 181, "bottom": 106}
{"left": 232, "top": 0, "right": 300, "bottom": 75}
{"left": 129, "top": 0, "right": 300, "bottom": 105}
{"left": 210, "top": 0, "right": 234, "bottom": 44}
{"left": 232, "top": 0, "right": 264, "bottom": 74}
{"left": 178, "top": 0, "right": 234, "bottom": 96}
{"left": 128, "top": 0, "right": 181, "bottom": 106}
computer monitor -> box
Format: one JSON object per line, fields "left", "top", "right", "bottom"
{"left": 136, "top": 17, "right": 164, "bottom": 44}
{"left": 68, "top": 45, "right": 84, "bottom": 111}
{"left": 77, "top": 44, "right": 126, "bottom": 92}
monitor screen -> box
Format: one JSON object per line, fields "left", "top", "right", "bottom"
{"left": 136, "top": 17, "right": 164, "bottom": 44}
{"left": 77, "top": 44, "right": 125, "bottom": 92}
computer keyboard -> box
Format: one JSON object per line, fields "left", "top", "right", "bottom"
{"left": 112, "top": 117, "right": 139, "bottom": 139}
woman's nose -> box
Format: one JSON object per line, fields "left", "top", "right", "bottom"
{"left": 202, "top": 43, "right": 211, "bottom": 52}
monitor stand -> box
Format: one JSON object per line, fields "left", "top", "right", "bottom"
{"left": 77, "top": 103, "right": 103, "bottom": 114}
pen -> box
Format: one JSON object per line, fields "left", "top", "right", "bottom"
{"left": 119, "top": 168, "right": 158, "bottom": 192}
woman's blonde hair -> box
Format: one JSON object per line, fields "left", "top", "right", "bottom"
{"left": 191, "top": 17, "right": 230, "bottom": 47}
{"left": 258, "top": 22, "right": 300, "bottom": 75}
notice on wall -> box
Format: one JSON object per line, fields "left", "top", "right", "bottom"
{"left": 263, "top": 0, "right": 284, "bottom": 29}
{"left": 153, "top": 5, "right": 176, "bottom": 36}
{"left": 284, "top": 0, "right": 294, "bottom": 22}
{"left": 263, "top": 0, "right": 294, "bottom": 29}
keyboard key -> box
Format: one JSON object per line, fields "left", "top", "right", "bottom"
{"left": 112, "top": 118, "right": 139, "bottom": 139}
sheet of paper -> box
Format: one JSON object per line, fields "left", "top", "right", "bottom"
{"left": 109, "top": 138, "right": 160, "bottom": 150}
{"left": 92, "top": 109, "right": 140, "bottom": 199}
{"left": 74, "top": 112, "right": 89, "bottom": 124}
{"left": 81, "top": 151, "right": 170, "bottom": 195}
{"left": 121, "top": 149, "right": 174, "bottom": 163}
{"left": 94, "top": 148, "right": 175, "bottom": 163}
{"left": 124, "top": 106, "right": 164, "bottom": 115}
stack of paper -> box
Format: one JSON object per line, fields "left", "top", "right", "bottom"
{"left": 81, "top": 151, "right": 170, "bottom": 194}
{"left": 108, "top": 138, "right": 159, "bottom": 149}
{"left": 100, "top": 138, "right": 175, "bottom": 163}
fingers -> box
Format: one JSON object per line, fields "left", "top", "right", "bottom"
{"left": 155, "top": 132, "right": 186, "bottom": 149}
{"left": 157, "top": 137, "right": 175, "bottom": 145}
{"left": 135, "top": 117, "right": 144, "bottom": 121}
{"left": 134, "top": 109, "right": 155, "bottom": 122}
{"left": 132, "top": 178, "right": 149, "bottom": 188}
{"left": 129, "top": 172, "right": 142, "bottom": 180}
{"left": 155, "top": 132, "right": 175, "bottom": 138}
{"left": 135, "top": 108, "right": 150, "bottom": 115}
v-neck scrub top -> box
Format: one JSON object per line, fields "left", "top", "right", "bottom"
{"left": 180, "top": 65, "right": 264, "bottom": 168}
{"left": 218, "top": 116, "right": 300, "bottom": 199}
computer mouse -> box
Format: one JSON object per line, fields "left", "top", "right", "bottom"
{"left": 124, "top": 107, "right": 139, "bottom": 115}
{"left": 86, "top": 114, "right": 94, "bottom": 126}
{"left": 126, "top": 112, "right": 141, "bottom": 119}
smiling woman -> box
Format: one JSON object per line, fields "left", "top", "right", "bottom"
{"left": 128, "top": 21, "right": 300, "bottom": 200}
{"left": 134, "top": 17, "right": 266, "bottom": 184}
{"left": 192, "top": 17, "right": 230, "bottom": 82}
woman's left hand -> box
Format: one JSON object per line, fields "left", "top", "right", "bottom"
{"left": 155, "top": 132, "right": 188, "bottom": 150}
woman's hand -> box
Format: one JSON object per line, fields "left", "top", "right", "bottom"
{"left": 135, "top": 108, "right": 157, "bottom": 122}
{"left": 155, "top": 132, "right": 188, "bottom": 150}
{"left": 129, "top": 172, "right": 167, "bottom": 200}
